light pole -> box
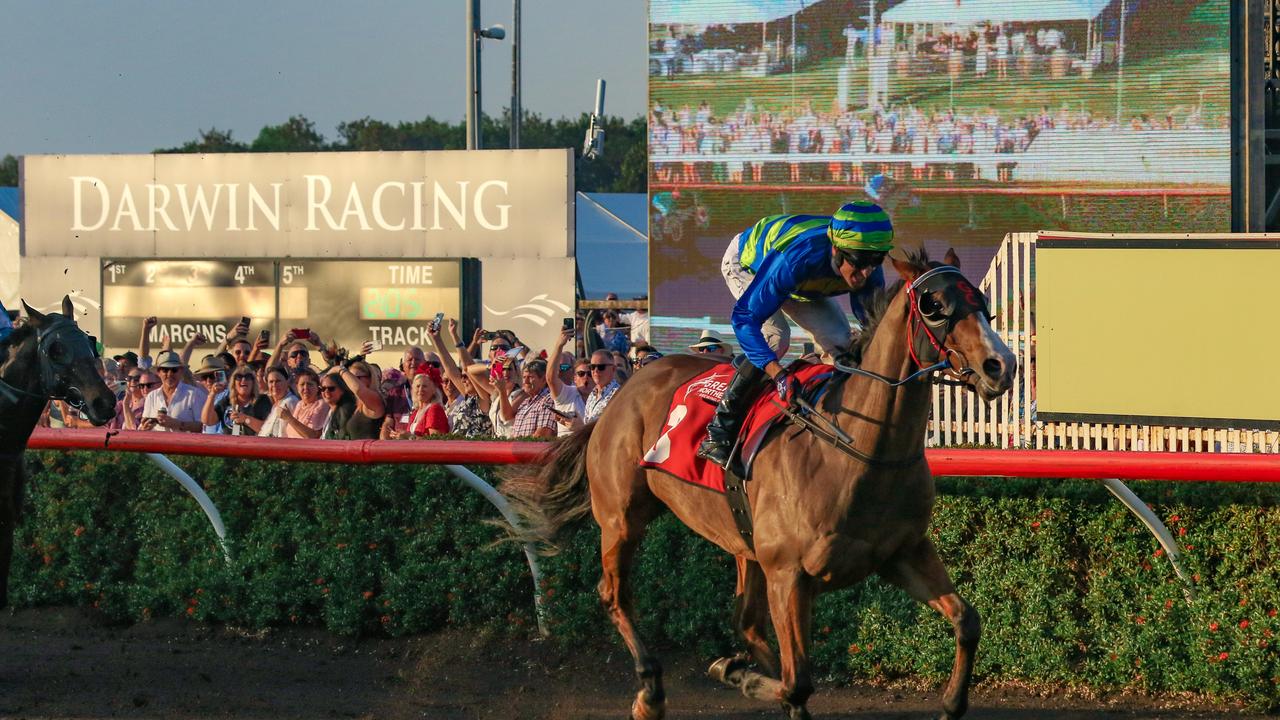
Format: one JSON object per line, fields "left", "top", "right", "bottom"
{"left": 510, "top": 0, "right": 521, "bottom": 149}
{"left": 465, "top": 0, "right": 505, "bottom": 150}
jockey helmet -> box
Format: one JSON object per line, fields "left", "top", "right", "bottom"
{"left": 829, "top": 200, "right": 894, "bottom": 253}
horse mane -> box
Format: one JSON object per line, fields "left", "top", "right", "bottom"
{"left": 0, "top": 322, "right": 35, "bottom": 368}
{"left": 849, "top": 247, "right": 932, "bottom": 361}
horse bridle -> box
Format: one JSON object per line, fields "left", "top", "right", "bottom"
{"left": 835, "top": 265, "right": 993, "bottom": 387}
{"left": 0, "top": 316, "right": 96, "bottom": 408}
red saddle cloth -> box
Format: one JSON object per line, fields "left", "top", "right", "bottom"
{"left": 639, "top": 361, "right": 834, "bottom": 493}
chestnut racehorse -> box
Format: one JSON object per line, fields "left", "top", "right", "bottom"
{"left": 504, "top": 250, "right": 1017, "bottom": 719}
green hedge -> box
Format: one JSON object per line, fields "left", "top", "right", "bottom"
{"left": 15, "top": 451, "right": 1280, "bottom": 708}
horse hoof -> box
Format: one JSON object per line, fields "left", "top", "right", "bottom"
{"left": 780, "top": 702, "right": 812, "bottom": 720}
{"left": 707, "top": 656, "right": 749, "bottom": 687}
{"left": 630, "top": 691, "right": 664, "bottom": 720}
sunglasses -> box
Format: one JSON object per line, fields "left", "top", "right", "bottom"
{"left": 559, "top": 363, "right": 573, "bottom": 372}
{"left": 233, "top": 375, "right": 254, "bottom": 382}
{"left": 574, "top": 370, "right": 591, "bottom": 377}
{"left": 156, "top": 367, "right": 180, "bottom": 373}
{"left": 490, "top": 345, "right": 510, "bottom": 353}
{"left": 696, "top": 345, "right": 722, "bottom": 353}
{"left": 126, "top": 376, "right": 141, "bottom": 383}
{"left": 288, "top": 351, "right": 307, "bottom": 358}
{"left": 838, "top": 249, "right": 888, "bottom": 270}
{"left": 138, "top": 381, "right": 160, "bottom": 388}
{"left": 319, "top": 385, "right": 340, "bottom": 393}
{"left": 590, "top": 363, "right": 614, "bottom": 371}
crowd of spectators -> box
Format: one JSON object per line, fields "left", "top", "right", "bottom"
{"left": 650, "top": 96, "right": 1219, "bottom": 184}
{"left": 43, "top": 299, "right": 734, "bottom": 442}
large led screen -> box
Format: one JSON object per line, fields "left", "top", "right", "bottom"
{"left": 647, "top": 0, "right": 1230, "bottom": 350}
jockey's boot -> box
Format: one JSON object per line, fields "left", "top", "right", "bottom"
{"left": 697, "top": 360, "right": 768, "bottom": 469}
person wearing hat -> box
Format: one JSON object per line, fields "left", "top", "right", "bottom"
{"left": 697, "top": 199, "right": 894, "bottom": 468}
{"left": 688, "top": 331, "right": 731, "bottom": 357}
{"left": 140, "top": 350, "right": 209, "bottom": 432}
{"left": 112, "top": 351, "right": 140, "bottom": 377}
{"left": 191, "top": 354, "right": 231, "bottom": 433}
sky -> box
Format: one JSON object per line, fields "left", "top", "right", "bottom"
{"left": 0, "top": 1, "right": 647, "bottom": 156}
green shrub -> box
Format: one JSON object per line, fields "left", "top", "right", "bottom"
{"left": 14, "top": 451, "right": 1280, "bottom": 708}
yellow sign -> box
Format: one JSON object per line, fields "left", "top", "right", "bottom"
{"left": 1035, "top": 233, "right": 1280, "bottom": 429}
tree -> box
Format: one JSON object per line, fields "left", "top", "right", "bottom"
{"left": 0, "top": 155, "right": 16, "bottom": 186}
{"left": 250, "top": 115, "right": 326, "bottom": 153}
{"left": 156, "top": 127, "right": 248, "bottom": 154}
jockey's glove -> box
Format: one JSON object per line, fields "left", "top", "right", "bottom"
{"left": 775, "top": 374, "right": 793, "bottom": 404}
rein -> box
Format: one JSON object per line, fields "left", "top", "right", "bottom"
{"left": 778, "top": 264, "right": 990, "bottom": 467}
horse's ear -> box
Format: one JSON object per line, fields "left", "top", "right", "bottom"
{"left": 61, "top": 295, "right": 76, "bottom": 320}
{"left": 890, "top": 252, "right": 922, "bottom": 284}
{"left": 21, "top": 300, "right": 45, "bottom": 324}
{"left": 944, "top": 248, "right": 960, "bottom": 269}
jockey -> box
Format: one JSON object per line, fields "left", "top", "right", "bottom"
{"left": 696, "top": 199, "right": 894, "bottom": 468}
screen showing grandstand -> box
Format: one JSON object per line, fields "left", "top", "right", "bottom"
{"left": 647, "top": 0, "right": 1230, "bottom": 350}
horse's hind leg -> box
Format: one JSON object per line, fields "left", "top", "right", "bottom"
{"left": 879, "top": 537, "right": 980, "bottom": 720}
{"left": 598, "top": 499, "right": 665, "bottom": 720}
{"left": 710, "top": 557, "right": 779, "bottom": 686}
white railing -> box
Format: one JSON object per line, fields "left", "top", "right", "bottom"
{"left": 926, "top": 232, "right": 1280, "bottom": 453}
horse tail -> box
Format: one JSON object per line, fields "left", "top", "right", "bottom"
{"left": 498, "top": 421, "right": 598, "bottom": 554}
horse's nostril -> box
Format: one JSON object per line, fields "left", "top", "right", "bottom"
{"left": 982, "top": 358, "right": 1004, "bottom": 381}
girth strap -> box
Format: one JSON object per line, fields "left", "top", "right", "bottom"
{"left": 722, "top": 465, "right": 755, "bottom": 551}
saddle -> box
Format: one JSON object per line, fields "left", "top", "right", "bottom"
{"left": 639, "top": 360, "right": 838, "bottom": 490}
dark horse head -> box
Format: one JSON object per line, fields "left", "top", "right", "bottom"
{"left": 890, "top": 248, "right": 1017, "bottom": 401}
{"left": 3, "top": 296, "right": 117, "bottom": 425}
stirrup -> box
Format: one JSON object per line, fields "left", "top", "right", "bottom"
{"left": 696, "top": 438, "right": 734, "bottom": 468}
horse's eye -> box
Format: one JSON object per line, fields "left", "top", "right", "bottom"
{"left": 47, "top": 342, "right": 66, "bottom": 361}
{"left": 919, "top": 294, "right": 945, "bottom": 318}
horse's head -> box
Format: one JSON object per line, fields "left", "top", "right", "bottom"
{"left": 18, "top": 296, "right": 117, "bottom": 425}
{"left": 892, "top": 249, "right": 1016, "bottom": 402}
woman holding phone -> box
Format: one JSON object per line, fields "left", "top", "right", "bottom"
{"left": 280, "top": 367, "right": 329, "bottom": 439}
{"left": 203, "top": 367, "right": 272, "bottom": 435}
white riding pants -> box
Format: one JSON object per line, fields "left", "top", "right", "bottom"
{"left": 721, "top": 235, "right": 854, "bottom": 360}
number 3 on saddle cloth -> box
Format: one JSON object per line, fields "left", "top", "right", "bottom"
{"left": 640, "top": 361, "right": 835, "bottom": 493}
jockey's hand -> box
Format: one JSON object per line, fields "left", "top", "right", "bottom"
{"left": 775, "top": 374, "right": 793, "bottom": 404}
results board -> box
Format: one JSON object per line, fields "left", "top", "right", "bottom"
{"left": 102, "top": 258, "right": 481, "bottom": 357}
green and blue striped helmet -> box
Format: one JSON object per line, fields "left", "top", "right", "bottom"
{"left": 829, "top": 200, "right": 894, "bottom": 253}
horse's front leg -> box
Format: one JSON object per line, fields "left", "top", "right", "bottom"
{"left": 764, "top": 566, "right": 815, "bottom": 720}
{"left": 879, "top": 537, "right": 980, "bottom": 720}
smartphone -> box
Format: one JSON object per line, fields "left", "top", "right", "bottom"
{"left": 259, "top": 329, "right": 271, "bottom": 344}
{"left": 430, "top": 312, "right": 445, "bottom": 332}
{"left": 802, "top": 341, "right": 815, "bottom": 355}
{"left": 240, "top": 316, "right": 251, "bottom": 328}
{"left": 290, "top": 327, "right": 310, "bottom": 340}
{"left": 366, "top": 340, "right": 384, "bottom": 353}
{"left": 562, "top": 317, "right": 575, "bottom": 332}
{"left": 481, "top": 331, "right": 499, "bottom": 341}
{"left": 550, "top": 407, "right": 577, "bottom": 420}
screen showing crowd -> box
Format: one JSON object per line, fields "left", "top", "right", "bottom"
{"left": 646, "top": 0, "right": 1229, "bottom": 346}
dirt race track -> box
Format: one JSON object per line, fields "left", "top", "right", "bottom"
{"left": 0, "top": 608, "right": 1266, "bottom": 720}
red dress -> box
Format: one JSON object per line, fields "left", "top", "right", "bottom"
{"left": 406, "top": 403, "right": 450, "bottom": 437}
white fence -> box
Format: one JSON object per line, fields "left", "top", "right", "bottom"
{"left": 926, "top": 232, "right": 1280, "bottom": 453}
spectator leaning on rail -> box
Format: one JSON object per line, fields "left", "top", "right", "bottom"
{"left": 257, "top": 366, "right": 299, "bottom": 438}
{"left": 383, "top": 370, "right": 450, "bottom": 439}
{"left": 278, "top": 367, "right": 329, "bottom": 439}
{"left": 141, "top": 350, "right": 208, "bottom": 432}
{"left": 697, "top": 200, "right": 893, "bottom": 468}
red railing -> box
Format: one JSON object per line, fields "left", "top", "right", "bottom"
{"left": 27, "top": 429, "right": 1280, "bottom": 482}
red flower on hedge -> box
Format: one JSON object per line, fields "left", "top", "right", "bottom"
{"left": 1209, "top": 622, "right": 1219, "bottom": 632}
{"left": 73, "top": 526, "right": 85, "bottom": 537}
{"left": 1135, "top": 616, "right": 1146, "bottom": 625}
{"left": 1218, "top": 652, "right": 1229, "bottom": 661}
{"left": 362, "top": 591, "right": 374, "bottom": 600}
{"left": 1240, "top": 620, "right": 1250, "bottom": 629}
